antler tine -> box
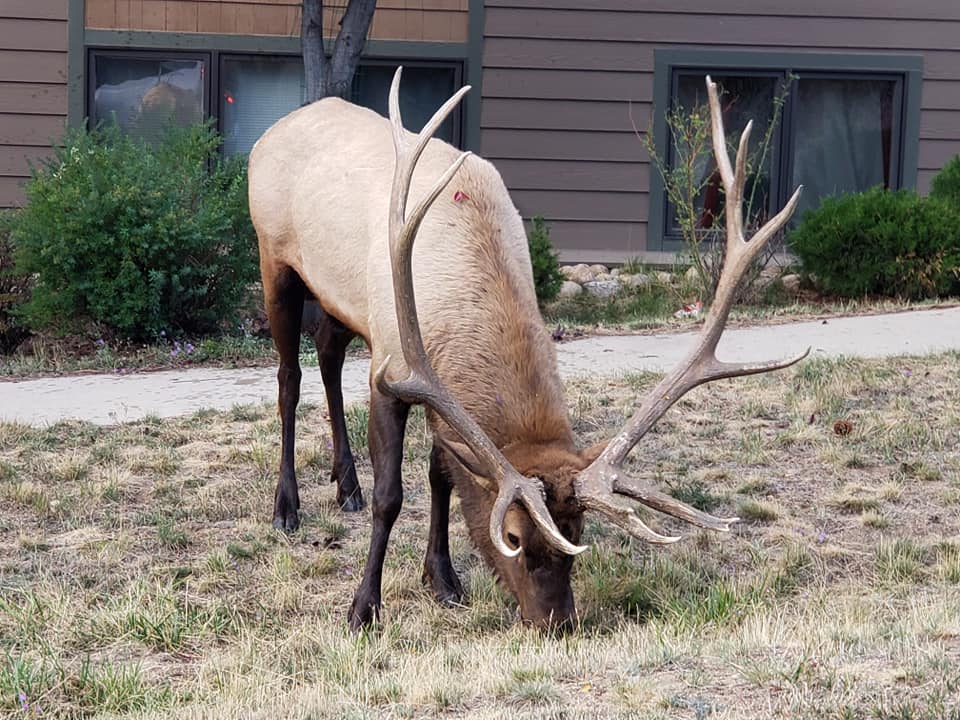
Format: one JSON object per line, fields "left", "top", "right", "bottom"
{"left": 375, "top": 67, "right": 587, "bottom": 559}
{"left": 575, "top": 75, "right": 810, "bottom": 543}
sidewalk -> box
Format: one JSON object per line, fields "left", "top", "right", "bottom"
{"left": 1, "top": 307, "right": 958, "bottom": 426}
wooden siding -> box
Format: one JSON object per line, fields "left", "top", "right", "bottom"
{"left": 482, "top": 1, "right": 960, "bottom": 263}
{"left": 0, "top": 0, "right": 67, "bottom": 207}
{"left": 85, "top": 0, "right": 469, "bottom": 42}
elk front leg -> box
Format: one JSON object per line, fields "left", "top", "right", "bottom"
{"left": 265, "top": 266, "right": 306, "bottom": 532}
{"left": 306, "top": 301, "right": 365, "bottom": 512}
{"left": 348, "top": 389, "right": 409, "bottom": 630}
{"left": 422, "top": 443, "right": 464, "bottom": 605}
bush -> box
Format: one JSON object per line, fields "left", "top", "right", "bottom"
{"left": 788, "top": 187, "right": 960, "bottom": 299}
{"left": 0, "top": 210, "right": 32, "bottom": 353}
{"left": 526, "top": 216, "right": 563, "bottom": 305}
{"left": 930, "top": 154, "right": 960, "bottom": 207}
{"left": 11, "top": 121, "right": 258, "bottom": 340}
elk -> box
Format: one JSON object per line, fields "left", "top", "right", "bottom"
{"left": 248, "top": 70, "right": 807, "bottom": 630}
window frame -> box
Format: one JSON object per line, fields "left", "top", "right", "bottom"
{"left": 649, "top": 49, "right": 923, "bottom": 251}
{"left": 87, "top": 48, "right": 213, "bottom": 132}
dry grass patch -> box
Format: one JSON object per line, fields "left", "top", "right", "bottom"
{"left": 1, "top": 354, "right": 959, "bottom": 718}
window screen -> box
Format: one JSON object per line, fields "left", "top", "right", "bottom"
{"left": 220, "top": 56, "right": 306, "bottom": 156}
{"left": 91, "top": 55, "right": 205, "bottom": 142}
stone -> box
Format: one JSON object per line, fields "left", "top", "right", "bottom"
{"left": 781, "top": 273, "right": 802, "bottom": 293}
{"left": 558, "top": 280, "right": 583, "bottom": 298}
{"left": 566, "top": 263, "right": 594, "bottom": 285}
{"left": 595, "top": 272, "right": 614, "bottom": 281}
{"left": 583, "top": 279, "right": 619, "bottom": 298}
{"left": 620, "top": 273, "right": 651, "bottom": 288}
{"left": 610, "top": 268, "right": 621, "bottom": 277}
{"left": 685, "top": 265, "right": 700, "bottom": 282}
{"left": 589, "top": 264, "right": 609, "bottom": 276}
{"left": 653, "top": 270, "right": 673, "bottom": 284}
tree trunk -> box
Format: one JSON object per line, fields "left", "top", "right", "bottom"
{"left": 301, "top": 0, "right": 377, "bottom": 103}
{"left": 301, "top": 0, "right": 326, "bottom": 103}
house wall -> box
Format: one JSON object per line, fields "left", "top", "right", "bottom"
{"left": 84, "top": 0, "right": 469, "bottom": 43}
{"left": 0, "top": 0, "right": 469, "bottom": 208}
{"left": 0, "top": 0, "right": 69, "bottom": 207}
{"left": 481, "top": 0, "right": 960, "bottom": 263}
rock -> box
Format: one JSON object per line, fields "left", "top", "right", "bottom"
{"left": 781, "top": 273, "right": 801, "bottom": 293}
{"left": 583, "top": 279, "right": 619, "bottom": 298}
{"left": 566, "top": 263, "right": 594, "bottom": 285}
{"left": 610, "top": 268, "right": 621, "bottom": 277}
{"left": 685, "top": 266, "right": 700, "bottom": 282}
{"left": 621, "top": 273, "right": 650, "bottom": 288}
{"left": 589, "top": 264, "right": 609, "bottom": 276}
{"left": 558, "top": 280, "right": 583, "bottom": 298}
{"left": 595, "top": 272, "right": 614, "bottom": 281}
{"left": 559, "top": 265, "right": 577, "bottom": 279}
{"left": 653, "top": 271, "right": 673, "bottom": 284}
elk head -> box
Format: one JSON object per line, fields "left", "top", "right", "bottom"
{"left": 377, "top": 70, "right": 808, "bottom": 628}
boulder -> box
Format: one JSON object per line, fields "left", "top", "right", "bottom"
{"left": 558, "top": 280, "right": 583, "bottom": 298}
{"left": 781, "top": 273, "right": 802, "bottom": 293}
{"left": 583, "top": 279, "right": 619, "bottom": 298}
{"left": 589, "top": 264, "right": 610, "bottom": 276}
{"left": 653, "top": 270, "right": 674, "bottom": 284}
{"left": 565, "top": 263, "right": 595, "bottom": 285}
{"left": 620, "top": 273, "right": 651, "bottom": 288}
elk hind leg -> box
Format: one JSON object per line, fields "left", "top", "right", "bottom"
{"left": 303, "top": 300, "right": 365, "bottom": 512}
{"left": 264, "top": 264, "right": 306, "bottom": 532}
{"left": 348, "top": 389, "right": 409, "bottom": 630}
{"left": 422, "top": 444, "right": 464, "bottom": 605}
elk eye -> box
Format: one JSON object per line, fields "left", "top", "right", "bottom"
{"left": 506, "top": 532, "right": 520, "bottom": 549}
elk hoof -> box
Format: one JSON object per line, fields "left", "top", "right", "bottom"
{"left": 422, "top": 563, "right": 465, "bottom": 606}
{"left": 348, "top": 595, "right": 380, "bottom": 631}
{"left": 272, "top": 507, "right": 300, "bottom": 532}
{"left": 333, "top": 462, "right": 365, "bottom": 512}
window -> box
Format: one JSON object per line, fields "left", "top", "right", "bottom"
{"left": 650, "top": 51, "right": 922, "bottom": 249}
{"left": 88, "top": 50, "right": 463, "bottom": 155}
{"left": 89, "top": 52, "right": 207, "bottom": 142}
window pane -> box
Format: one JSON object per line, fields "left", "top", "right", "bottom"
{"left": 93, "top": 56, "right": 204, "bottom": 141}
{"left": 670, "top": 74, "right": 779, "bottom": 235}
{"left": 353, "top": 64, "right": 459, "bottom": 143}
{"left": 221, "top": 56, "right": 306, "bottom": 156}
{"left": 790, "top": 77, "right": 897, "bottom": 217}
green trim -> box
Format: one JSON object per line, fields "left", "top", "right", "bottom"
{"left": 84, "top": 29, "right": 467, "bottom": 60}
{"left": 465, "top": 0, "right": 485, "bottom": 152}
{"left": 67, "top": 0, "right": 85, "bottom": 128}
{"left": 649, "top": 48, "right": 925, "bottom": 251}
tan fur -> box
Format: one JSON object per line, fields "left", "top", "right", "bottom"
{"left": 250, "top": 98, "right": 572, "bottom": 450}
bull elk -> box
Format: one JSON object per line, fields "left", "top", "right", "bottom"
{"left": 249, "top": 70, "right": 807, "bottom": 629}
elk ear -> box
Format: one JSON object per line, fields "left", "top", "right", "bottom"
{"left": 436, "top": 435, "right": 487, "bottom": 478}
{"left": 579, "top": 441, "right": 608, "bottom": 467}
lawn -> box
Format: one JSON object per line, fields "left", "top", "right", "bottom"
{"left": 0, "top": 353, "right": 958, "bottom": 718}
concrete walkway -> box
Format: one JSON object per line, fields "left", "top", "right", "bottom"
{"left": 1, "top": 307, "right": 958, "bottom": 426}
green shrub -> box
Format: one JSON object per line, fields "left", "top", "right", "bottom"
{"left": 930, "top": 154, "right": 960, "bottom": 207}
{"left": 0, "top": 210, "right": 32, "bottom": 353}
{"left": 526, "top": 216, "right": 563, "bottom": 305}
{"left": 788, "top": 187, "right": 960, "bottom": 299}
{"left": 11, "top": 121, "right": 258, "bottom": 340}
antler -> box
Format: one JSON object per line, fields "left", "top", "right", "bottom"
{"left": 373, "top": 68, "right": 587, "bottom": 559}
{"left": 575, "top": 75, "right": 810, "bottom": 543}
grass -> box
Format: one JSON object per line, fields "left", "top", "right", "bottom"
{"left": 0, "top": 353, "right": 959, "bottom": 717}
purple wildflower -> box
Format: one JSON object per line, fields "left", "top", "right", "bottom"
{"left": 185, "top": 342, "right": 195, "bottom": 355}
{"left": 816, "top": 530, "right": 827, "bottom": 544}
{"left": 96, "top": 338, "right": 105, "bottom": 348}
{"left": 19, "top": 692, "right": 28, "bottom": 710}
{"left": 903, "top": 367, "right": 912, "bottom": 378}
